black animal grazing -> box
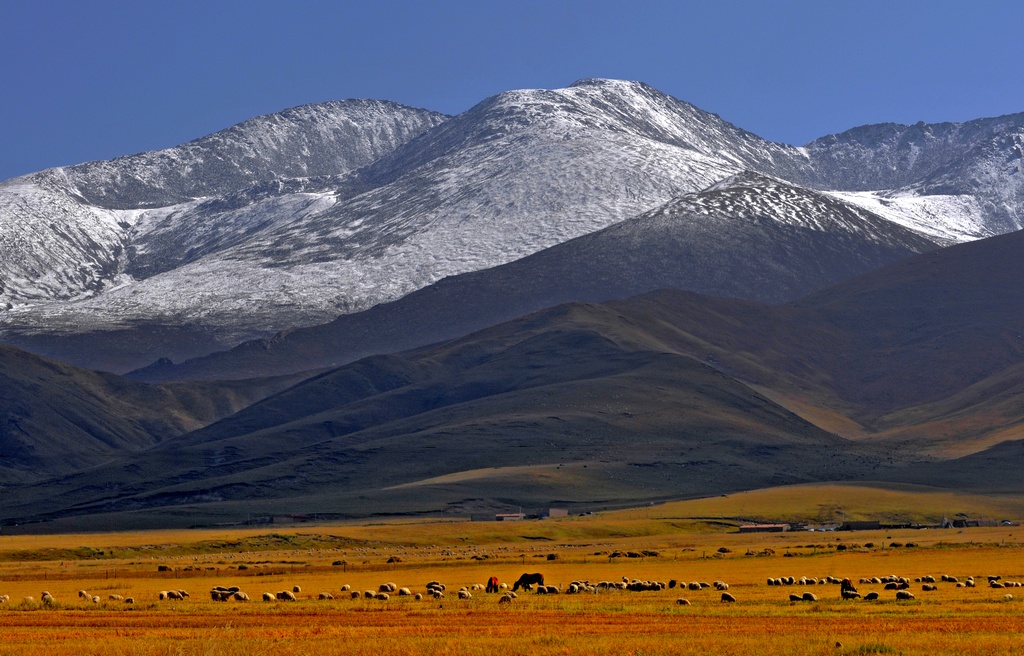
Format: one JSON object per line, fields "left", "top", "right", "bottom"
{"left": 840, "top": 578, "right": 861, "bottom": 600}
{"left": 512, "top": 573, "right": 544, "bottom": 592}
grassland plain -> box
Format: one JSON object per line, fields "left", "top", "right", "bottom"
{"left": 1, "top": 485, "right": 1022, "bottom": 655}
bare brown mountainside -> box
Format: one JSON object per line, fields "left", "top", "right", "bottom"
{"left": 0, "top": 346, "right": 308, "bottom": 484}
{"left": 0, "top": 302, "right": 896, "bottom": 527}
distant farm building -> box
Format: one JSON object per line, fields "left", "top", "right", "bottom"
{"left": 495, "top": 513, "right": 525, "bottom": 521}
{"left": 739, "top": 523, "right": 790, "bottom": 533}
{"left": 545, "top": 508, "right": 569, "bottom": 519}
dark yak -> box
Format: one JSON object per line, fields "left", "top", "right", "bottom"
{"left": 512, "top": 573, "right": 544, "bottom": 592}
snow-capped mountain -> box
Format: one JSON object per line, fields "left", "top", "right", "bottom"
{"left": 0, "top": 100, "right": 446, "bottom": 308}
{"left": 0, "top": 79, "right": 817, "bottom": 353}
{"left": 802, "top": 113, "right": 1024, "bottom": 238}
{"left": 1, "top": 79, "right": 1022, "bottom": 373}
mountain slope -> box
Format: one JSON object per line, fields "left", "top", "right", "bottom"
{"left": 1, "top": 80, "right": 819, "bottom": 366}
{"left": 7, "top": 227, "right": 1024, "bottom": 522}
{"left": 0, "top": 100, "right": 447, "bottom": 309}
{"left": 131, "top": 171, "right": 941, "bottom": 381}
{"left": 0, "top": 346, "right": 308, "bottom": 484}
{"left": 0, "top": 303, "right": 890, "bottom": 525}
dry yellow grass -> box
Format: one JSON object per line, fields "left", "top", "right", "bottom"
{"left": 1, "top": 493, "right": 1023, "bottom": 655}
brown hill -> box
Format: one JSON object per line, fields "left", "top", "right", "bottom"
{"left": 0, "top": 346, "right": 308, "bottom": 483}
{"left": 0, "top": 303, "right": 895, "bottom": 526}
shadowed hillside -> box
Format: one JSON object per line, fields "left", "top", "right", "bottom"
{"left": 0, "top": 346, "right": 309, "bottom": 483}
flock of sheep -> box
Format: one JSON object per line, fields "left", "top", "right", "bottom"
{"left": 765, "top": 572, "right": 1021, "bottom": 603}
{"left": 1, "top": 570, "right": 1019, "bottom": 609}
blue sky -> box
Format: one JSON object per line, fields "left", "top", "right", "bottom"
{"left": 1, "top": 0, "right": 1022, "bottom": 181}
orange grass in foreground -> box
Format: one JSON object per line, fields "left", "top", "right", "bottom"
{"left": 1, "top": 602, "right": 1023, "bottom": 656}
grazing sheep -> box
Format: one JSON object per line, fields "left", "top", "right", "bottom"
{"left": 498, "top": 593, "right": 514, "bottom": 604}
{"left": 92, "top": 596, "right": 100, "bottom": 604}
{"left": 720, "top": 593, "right": 736, "bottom": 603}
{"left": 376, "top": 592, "right": 390, "bottom": 601}
{"left": 414, "top": 593, "right": 423, "bottom": 601}
{"left": 458, "top": 590, "right": 472, "bottom": 600}
{"left": 0, "top": 595, "right": 8, "bottom": 604}
{"left": 687, "top": 581, "right": 701, "bottom": 591}
{"left": 922, "top": 584, "right": 937, "bottom": 592}
{"left": 351, "top": 591, "right": 361, "bottom": 600}
{"left": 714, "top": 581, "right": 729, "bottom": 591}
{"left": 340, "top": 584, "right": 351, "bottom": 592}
{"left": 41, "top": 592, "right": 55, "bottom": 606}
{"left": 292, "top": 585, "right": 301, "bottom": 594}
{"left": 789, "top": 593, "right": 803, "bottom": 602}
{"left": 318, "top": 592, "right": 334, "bottom": 600}
{"left": 78, "top": 590, "right": 89, "bottom": 599}
{"left": 990, "top": 581, "right": 1006, "bottom": 589}
{"left": 234, "top": 592, "right": 250, "bottom": 602}
{"left": 158, "top": 591, "right": 168, "bottom": 600}
{"left": 676, "top": 598, "right": 691, "bottom": 605}
{"left": 276, "top": 591, "right": 297, "bottom": 601}
{"left": 124, "top": 597, "right": 134, "bottom": 604}
{"left": 864, "top": 592, "right": 880, "bottom": 600}
{"left": 802, "top": 592, "right": 818, "bottom": 602}
{"left": 263, "top": 592, "right": 275, "bottom": 602}
{"left": 896, "top": 591, "right": 915, "bottom": 600}
{"left": 1005, "top": 594, "right": 1014, "bottom": 601}
{"left": 178, "top": 590, "right": 190, "bottom": 598}
{"left": 166, "top": 590, "right": 183, "bottom": 600}
{"left": 398, "top": 588, "right": 412, "bottom": 596}
{"left": 108, "top": 594, "right": 124, "bottom": 602}
{"left": 23, "top": 597, "right": 35, "bottom": 604}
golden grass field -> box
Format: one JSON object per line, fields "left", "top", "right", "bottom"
{"left": 1, "top": 484, "right": 1023, "bottom": 655}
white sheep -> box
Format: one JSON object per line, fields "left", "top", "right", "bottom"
{"left": 262, "top": 592, "right": 275, "bottom": 602}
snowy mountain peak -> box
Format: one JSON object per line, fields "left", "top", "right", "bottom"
{"left": 0, "top": 79, "right": 1021, "bottom": 373}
